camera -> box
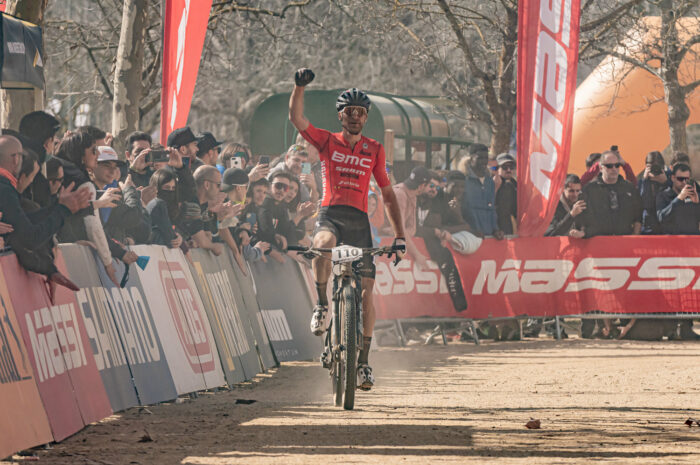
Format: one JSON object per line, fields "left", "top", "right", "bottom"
{"left": 650, "top": 165, "right": 663, "bottom": 176}
{"left": 147, "top": 149, "right": 169, "bottom": 163}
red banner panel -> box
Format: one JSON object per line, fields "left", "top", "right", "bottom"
{"left": 160, "top": 0, "right": 213, "bottom": 144}
{"left": 517, "top": 0, "right": 581, "bottom": 236}
{"left": 452, "top": 236, "right": 700, "bottom": 319}
{"left": 0, "top": 255, "right": 109, "bottom": 441}
{"left": 373, "top": 238, "right": 458, "bottom": 320}
{"left": 0, "top": 261, "right": 53, "bottom": 458}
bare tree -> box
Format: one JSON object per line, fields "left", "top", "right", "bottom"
{"left": 588, "top": 0, "right": 699, "bottom": 154}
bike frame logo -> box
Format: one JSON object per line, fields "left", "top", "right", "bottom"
{"left": 159, "top": 261, "right": 215, "bottom": 373}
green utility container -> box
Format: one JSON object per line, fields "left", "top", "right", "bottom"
{"left": 249, "top": 90, "right": 471, "bottom": 178}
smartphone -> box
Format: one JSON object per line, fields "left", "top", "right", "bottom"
{"left": 228, "top": 157, "right": 244, "bottom": 169}
{"left": 301, "top": 162, "right": 311, "bottom": 175}
{"left": 259, "top": 156, "right": 270, "bottom": 165}
{"left": 577, "top": 192, "right": 584, "bottom": 202}
{"left": 245, "top": 212, "right": 257, "bottom": 225}
{"left": 181, "top": 156, "right": 191, "bottom": 169}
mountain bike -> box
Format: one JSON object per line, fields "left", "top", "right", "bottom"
{"left": 288, "top": 243, "right": 404, "bottom": 410}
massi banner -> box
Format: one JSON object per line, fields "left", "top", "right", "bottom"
{"left": 160, "top": 0, "right": 213, "bottom": 144}
{"left": 517, "top": 0, "right": 581, "bottom": 236}
{"left": 452, "top": 236, "right": 700, "bottom": 319}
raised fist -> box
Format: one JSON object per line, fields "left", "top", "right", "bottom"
{"left": 294, "top": 68, "right": 315, "bottom": 87}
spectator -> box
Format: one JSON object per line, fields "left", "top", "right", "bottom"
{"left": 585, "top": 152, "right": 602, "bottom": 169}
{"left": 241, "top": 177, "right": 269, "bottom": 244}
{"left": 268, "top": 144, "right": 319, "bottom": 204}
{"left": 545, "top": 174, "right": 585, "bottom": 236}
{"left": 581, "top": 145, "right": 636, "bottom": 185}
{"left": 656, "top": 163, "right": 700, "bottom": 234}
{"left": 219, "top": 168, "right": 268, "bottom": 263}
{"left": 494, "top": 153, "right": 517, "bottom": 235}
{"left": 192, "top": 132, "right": 222, "bottom": 171}
{"left": 460, "top": 143, "right": 504, "bottom": 239}
{"left": 392, "top": 165, "right": 431, "bottom": 269}
{"left": 258, "top": 171, "right": 295, "bottom": 260}
{"left": 219, "top": 142, "right": 269, "bottom": 183}
{"left": 16, "top": 150, "right": 40, "bottom": 207}
{"left": 416, "top": 171, "right": 469, "bottom": 311}
{"left": 638, "top": 151, "right": 668, "bottom": 234}
{"left": 45, "top": 157, "right": 65, "bottom": 199}
{"left": 192, "top": 165, "right": 227, "bottom": 256}
{"left": 125, "top": 131, "right": 153, "bottom": 187}
{"left": 0, "top": 135, "right": 90, "bottom": 297}
{"left": 666, "top": 151, "right": 691, "bottom": 187}
{"left": 94, "top": 146, "right": 151, "bottom": 246}
{"left": 54, "top": 130, "right": 120, "bottom": 286}
{"left": 295, "top": 133, "right": 323, "bottom": 202}
{"left": 572, "top": 150, "right": 643, "bottom": 339}
{"left": 285, "top": 175, "right": 315, "bottom": 246}
{"left": 19, "top": 111, "right": 61, "bottom": 207}
{"left": 146, "top": 169, "right": 184, "bottom": 250}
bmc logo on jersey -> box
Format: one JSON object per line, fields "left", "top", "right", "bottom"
{"left": 331, "top": 151, "right": 372, "bottom": 168}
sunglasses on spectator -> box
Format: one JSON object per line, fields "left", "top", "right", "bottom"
{"left": 602, "top": 163, "right": 622, "bottom": 169}
{"left": 676, "top": 176, "right": 690, "bottom": 182}
{"left": 500, "top": 164, "right": 515, "bottom": 170}
{"left": 342, "top": 106, "right": 367, "bottom": 118}
{"left": 428, "top": 183, "right": 438, "bottom": 189}
{"left": 273, "top": 182, "right": 289, "bottom": 191}
{"left": 48, "top": 177, "right": 64, "bottom": 183}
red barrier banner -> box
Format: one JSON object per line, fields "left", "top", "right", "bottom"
{"left": 452, "top": 236, "right": 700, "bottom": 319}
{"left": 517, "top": 0, "right": 581, "bottom": 236}
{"left": 373, "top": 238, "right": 457, "bottom": 320}
{"left": 160, "top": 0, "right": 213, "bottom": 144}
{"left": 0, "top": 259, "right": 53, "bottom": 458}
{"left": 0, "top": 255, "right": 111, "bottom": 441}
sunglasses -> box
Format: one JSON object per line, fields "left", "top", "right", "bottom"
{"left": 676, "top": 176, "right": 690, "bottom": 182}
{"left": 48, "top": 177, "right": 64, "bottom": 183}
{"left": 342, "top": 106, "right": 367, "bottom": 118}
{"left": 273, "top": 182, "right": 289, "bottom": 191}
{"left": 500, "top": 164, "right": 515, "bottom": 170}
{"left": 428, "top": 183, "right": 438, "bottom": 189}
{"left": 602, "top": 163, "right": 622, "bottom": 169}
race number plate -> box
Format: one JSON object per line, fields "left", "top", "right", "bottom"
{"left": 331, "top": 245, "right": 363, "bottom": 264}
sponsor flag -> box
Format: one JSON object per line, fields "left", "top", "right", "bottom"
{"left": 160, "top": 0, "right": 212, "bottom": 144}
{"left": 517, "top": 0, "right": 581, "bottom": 236}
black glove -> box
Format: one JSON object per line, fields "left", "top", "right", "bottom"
{"left": 387, "top": 237, "right": 406, "bottom": 266}
{"left": 294, "top": 68, "right": 315, "bottom": 87}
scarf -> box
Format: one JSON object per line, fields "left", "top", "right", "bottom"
{"left": 0, "top": 167, "right": 18, "bottom": 189}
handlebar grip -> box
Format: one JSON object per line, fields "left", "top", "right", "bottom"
{"left": 286, "top": 245, "right": 308, "bottom": 252}
{"left": 392, "top": 245, "right": 406, "bottom": 252}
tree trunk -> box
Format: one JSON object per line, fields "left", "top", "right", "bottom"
{"left": 112, "top": 0, "right": 147, "bottom": 155}
{"left": 0, "top": 0, "right": 49, "bottom": 130}
{"left": 660, "top": 0, "right": 689, "bottom": 154}
{"left": 490, "top": 125, "right": 512, "bottom": 156}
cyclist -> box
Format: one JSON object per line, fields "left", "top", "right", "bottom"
{"left": 289, "top": 68, "right": 406, "bottom": 390}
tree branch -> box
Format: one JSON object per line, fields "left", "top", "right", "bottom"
{"left": 580, "top": 0, "right": 644, "bottom": 33}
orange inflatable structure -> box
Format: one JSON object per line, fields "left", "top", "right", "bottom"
{"left": 571, "top": 18, "right": 700, "bottom": 174}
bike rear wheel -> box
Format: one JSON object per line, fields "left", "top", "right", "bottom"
{"left": 341, "top": 281, "right": 357, "bottom": 410}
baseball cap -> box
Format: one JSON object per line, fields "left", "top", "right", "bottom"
{"left": 197, "top": 132, "right": 223, "bottom": 157}
{"left": 496, "top": 153, "right": 516, "bottom": 166}
{"left": 97, "top": 146, "right": 125, "bottom": 164}
{"left": 166, "top": 127, "right": 197, "bottom": 148}
{"left": 407, "top": 165, "right": 431, "bottom": 185}
{"left": 220, "top": 168, "right": 249, "bottom": 192}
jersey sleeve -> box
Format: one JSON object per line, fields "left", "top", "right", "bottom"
{"left": 372, "top": 144, "right": 391, "bottom": 188}
{"left": 300, "top": 123, "right": 331, "bottom": 154}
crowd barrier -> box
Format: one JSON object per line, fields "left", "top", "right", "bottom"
{"left": 371, "top": 235, "right": 700, "bottom": 320}
{"left": 0, "top": 244, "right": 320, "bottom": 459}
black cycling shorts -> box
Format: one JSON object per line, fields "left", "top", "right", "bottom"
{"left": 314, "top": 205, "right": 375, "bottom": 279}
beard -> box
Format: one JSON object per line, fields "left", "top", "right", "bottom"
{"left": 342, "top": 120, "right": 363, "bottom": 135}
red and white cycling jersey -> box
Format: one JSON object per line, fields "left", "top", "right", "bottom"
{"left": 300, "top": 123, "right": 391, "bottom": 213}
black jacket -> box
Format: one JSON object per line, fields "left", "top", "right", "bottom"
{"left": 0, "top": 175, "right": 71, "bottom": 249}
{"left": 258, "top": 196, "right": 292, "bottom": 248}
{"left": 545, "top": 198, "right": 576, "bottom": 236}
{"left": 575, "top": 174, "right": 642, "bottom": 237}
{"left": 656, "top": 187, "right": 700, "bottom": 235}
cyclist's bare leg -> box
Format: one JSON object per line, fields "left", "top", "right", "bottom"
{"left": 312, "top": 230, "right": 336, "bottom": 304}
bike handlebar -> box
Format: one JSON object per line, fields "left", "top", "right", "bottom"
{"left": 287, "top": 244, "right": 405, "bottom": 256}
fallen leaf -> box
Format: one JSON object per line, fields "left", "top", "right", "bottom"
{"left": 235, "top": 399, "right": 257, "bottom": 405}
{"left": 137, "top": 431, "right": 153, "bottom": 443}
{"left": 525, "top": 419, "right": 541, "bottom": 429}
{"left": 685, "top": 418, "right": 695, "bottom": 427}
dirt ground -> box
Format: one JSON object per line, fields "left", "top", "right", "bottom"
{"left": 9, "top": 338, "right": 700, "bottom": 464}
